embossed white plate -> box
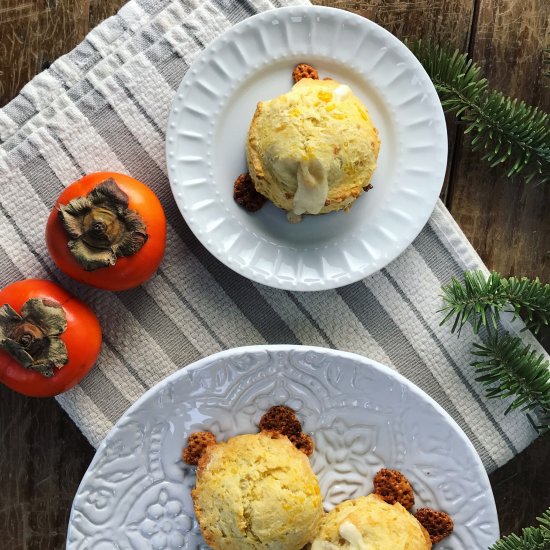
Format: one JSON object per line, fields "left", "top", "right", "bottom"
{"left": 166, "top": 6, "right": 447, "bottom": 291}
{"left": 67, "top": 346, "right": 498, "bottom": 549}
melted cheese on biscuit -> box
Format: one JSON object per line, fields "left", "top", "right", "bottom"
{"left": 246, "top": 78, "right": 380, "bottom": 217}
{"left": 312, "top": 521, "right": 369, "bottom": 550}
{"left": 339, "top": 521, "right": 370, "bottom": 549}
{"left": 333, "top": 84, "right": 351, "bottom": 102}
{"left": 293, "top": 158, "right": 328, "bottom": 215}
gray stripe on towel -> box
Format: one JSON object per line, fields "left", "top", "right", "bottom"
{"left": 76, "top": 89, "right": 301, "bottom": 346}
{"left": 212, "top": 0, "right": 257, "bottom": 22}
{"left": 79, "top": 368, "right": 132, "bottom": 423}
{"left": 0, "top": 242, "right": 24, "bottom": 287}
{"left": 337, "top": 282, "right": 497, "bottom": 470}
{"left": 118, "top": 287, "right": 202, "bottom": 368}
{"left": 382, "top": 268, "right": 518, "bottom": 455}
{"left": 413, "top": 224, "right": 467, "bottom": 285}
{"left": 19, "top": 152, "right": 65, "bottom": 207}
{"left": 0, "top": 214, "right": 135, "bottom": 410}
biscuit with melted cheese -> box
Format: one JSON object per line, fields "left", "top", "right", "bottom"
{"left": 246, "top": 78, "right": 380, "bottom": 217}
{"left": 311, "top": 494, "right": 431, "bottom": 550}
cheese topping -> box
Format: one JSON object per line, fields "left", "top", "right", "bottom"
{"left": 292, "top": 158, "right": 328, "bottom": 215}
{"left": 311, "top": 521, "right": 369, "bottom": 550}
{"left": 339, "top": 521, "right": 369, "bottom": 549}
{"left": 333, "top": 84, "right": 352, "bottom": 102}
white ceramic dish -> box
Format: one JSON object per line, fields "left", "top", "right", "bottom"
{"left": 166, "top": 6, "right": 447, "bottom": 291}
{"left": 67, "top": 346, "right": 498, "bottom": 549}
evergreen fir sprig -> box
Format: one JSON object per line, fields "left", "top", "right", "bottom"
{"left": 440, "top": 271, "right": 550, "bottom": 335}
{"left": 472, "top": 334, "right": 550, "bottom": 428}
{"left": 440, "top": 270, "right": 550, "bottom": 431}
{"left": 490, "top": 507, "right": 550, "bottom": 549}
{"left": 410, "top": 41, "right": 550, "bottom": 184}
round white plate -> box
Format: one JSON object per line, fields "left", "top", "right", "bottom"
{"left": 67, "top": 346, "right": 498, "bottom": 549}
{"left": 166, "top": 6, "right": 447, "bottom": 291}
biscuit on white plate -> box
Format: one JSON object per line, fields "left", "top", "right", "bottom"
{"left": 192, "top": 431, "right": 323, "bottom": 550}
{"left": 311, "top": 493, "right": 432, "bottom": 550}
{"left": 247, "top": 78, "right": 380, "bottom": 218}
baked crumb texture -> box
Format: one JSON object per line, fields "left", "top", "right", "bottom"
{"left": 259, "top": 405, "right": 302, "bottom": 436}
{"left": 373, "top": 468, "right": 415, "bottom": 510}
{"left": 312, "top": 494, "right": 431, "bottom": 550}
{"left": 292, "top": 63, "right": 319, "bottom": 83}
{"left": 414, "top": 508, "right": 454, "bottom": 544}
{"left": 247, "top": 74, "right": 380, "bottom": 216}
{"left": 233, "top": 172, "right": 267, "bottom": 212}
{"left": 183, "top": 431, "right": 217, "bottom": 465}
{"left": 192, "top": 432, "right": 323, "bottom": 550}
{"left": 259, "top": 405, "right": 314, "bottom": 456}
{"left": 289, "top": 432, "right": 315, "bottom": 456}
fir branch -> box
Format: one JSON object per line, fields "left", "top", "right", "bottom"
{"left": 472, "top": 334, "right": 550, "bottom": 429}
{"left": 490, "top": 507, "right": 550, "bottom": 549}
{"left": 410, "top": 41, "right": 550, "bottom": 184}
{"left": 440, "top": 271, "right": 550, "bottom": 335}
{"left": 441, "top": 271, "right": 550, "bottom": 432}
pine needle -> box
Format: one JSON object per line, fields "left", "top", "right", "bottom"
{"left": 440, "top": 270, "right": 550, "bottom": 432}
{"left": 410, "top": 41, "right": 550, "bottom": 184}
{"left": 490, "top": 507, "right": 550, "bottom": 549}
{"left": 472, "top": 334, "right": 550, "bottom": 430}
{"left": 440, "top": 271, "right": 550, "bottom": 335}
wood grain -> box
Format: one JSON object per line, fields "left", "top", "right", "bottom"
{"left": 312, "top": 0, "right": 477, "bottom": 201}
{"left": 489, "top": 433, "right": 550, "bottom": 538}
{"left": 447, "top": 0, "right": 550, "bottom": 280}
{"left": 0, "top": 0, "right": 124, "bottom": 106}
{"left": 0, "top": 385, "right": 92, "bottom": 550}
{"left": 0, "top": 1, "right": 549, "bottom": 548}
{"left": 313, "top": 0, "right": 475, "bottom": 47}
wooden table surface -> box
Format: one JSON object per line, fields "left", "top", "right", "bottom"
{"left": 1, "top": 1, "right": 549, "bottom": 548}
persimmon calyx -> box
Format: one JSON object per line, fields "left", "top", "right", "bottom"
{"left": 0, "top": 298, "right": 68, "bottom": 377}
{"left": 59, "top": 178, "right": 148, "bottom": 271}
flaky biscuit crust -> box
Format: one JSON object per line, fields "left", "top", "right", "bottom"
{"left": 192, "top": 432, "right": 322, "bottom": 550}
{"left": 246, "top": 78, "right": 380, "bottom": 215}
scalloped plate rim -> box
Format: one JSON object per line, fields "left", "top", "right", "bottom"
{"left": 165, "top": 6, "right": 448, "bottom": 291}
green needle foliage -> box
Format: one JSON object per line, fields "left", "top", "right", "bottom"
{"left": 440, "top": 271, "right": 550, "bottom": 335}
{"left": 440, "top": 270, "right": 550, "bottom": 431}
{"left": 472, "top": 334, "right": 550, "bottom": 428}
{"left": 410, "top": 41, "right": 550, "bottom": 184}
{"left": 490, "top": 507, "right": 550, "bottom": 549}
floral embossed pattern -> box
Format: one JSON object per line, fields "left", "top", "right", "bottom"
{"left": 67, "top": 346, "right": 499, "bottom": 549}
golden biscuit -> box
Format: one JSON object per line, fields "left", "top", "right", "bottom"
{"left": 192, "top": 432, "right": 323, "bottom": 549}
{"left": 246, "top": 78, "right": 380, "bottom": 218}
{"left": 311, "top": 494, "right": 431, "bottom": 550}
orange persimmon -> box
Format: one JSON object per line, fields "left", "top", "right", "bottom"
{"left": 46, "top": 172, "right": 166, "bottom": 291}
{"left": 0, "top": 279, "right": 102, "bottom": 397}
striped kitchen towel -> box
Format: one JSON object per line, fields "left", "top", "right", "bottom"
{"left": 0, "top": 0, "right": 546, "bottom": 473}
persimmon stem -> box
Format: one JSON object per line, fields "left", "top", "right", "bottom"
{"left": 0, "top": 299, "right": 68, "bottom": 377}
{"left": 58, "top": 179, "right": 148, "bottom": 271}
